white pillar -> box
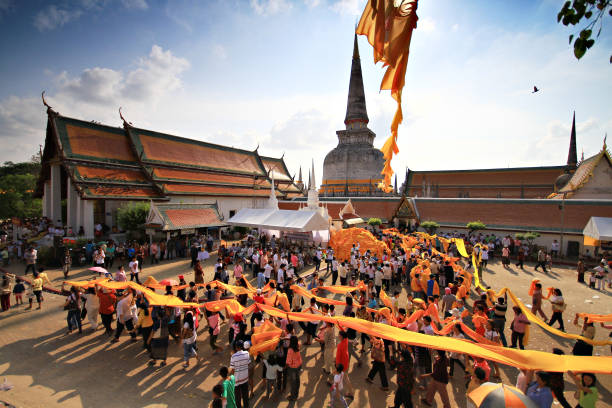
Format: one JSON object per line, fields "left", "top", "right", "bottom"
{"left": 66, "top": 177, "right": 78, "bottom": 232}
{"left": 82, "top": 200, "right": 94, "bottom": 238}
{"left": 42, "top": 182, "right": 50, "bottom": 218}
{"left": 50, "top": 163, "right": 62, "bottom": 225}
{"left": 75, "top": 194, "right": 83, "bottom": 234}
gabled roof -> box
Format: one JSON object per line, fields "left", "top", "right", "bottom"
{"left": 36, "top": 108, "right": 297, "bottom": 200}
{"left": 127, "top": 126, "right": 267, "bottom": 176}
{"left": 36, "top": 112, "right": 164, "bottom": 200}
{"left": 260, "top": 156, "right": 293, "bottom": 181}
{"left": 549, "top": 147, "right": 612, "bottom": 199}
{"left": 147, "top": 202, "right": 226, "bottom": 231}
{"left": 228, "top": 208, "right": 329, "bottom": 232}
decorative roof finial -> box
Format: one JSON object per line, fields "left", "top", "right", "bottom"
{"left": 41, "top": 91, "right": 55, "bottom": 113}
{"left": 567, "top": 111, "right": 577, "bottom": 170}
{"left": 119, "top": 107, "right": 133, "bottom": 126}
{"left": 604, "top": 133, "right": 607, "bottom": 150}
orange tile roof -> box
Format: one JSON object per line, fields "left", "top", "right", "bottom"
{"left": 83, "top": 186, "right": 161, "bottom": 199}
{"left": 75, "top": 166, "right": 147, "bottom": 182}
{"left": 163, "top": 183, "right": 280, "bottom": 197}
{"left": 64, "top": 124, "right": 137, "bottom": 162}
{"left": 138, "top": 133, "right": 263, "bottom": 174}
{"left": 152, "top": 168, "right": 270, "bottom": 187}
{"left": 165, "top": 208, "right": 223, "bottom": 229}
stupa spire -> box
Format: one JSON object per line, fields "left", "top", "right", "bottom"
{"left": 344, "top": 34, "right": 369, "bottom": 127}
{"left": 567, "top": 111, "right": 577, "bottom": 170}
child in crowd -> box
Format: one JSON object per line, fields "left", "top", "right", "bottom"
{"left": 329, "top": 363, "right": 349, "bottom": 408}
{"left": 263, "top": 355, "right": 282, "bottom": 399}
{"left": 210, "top": 383, "right": 223, "bottom": 408}
{"left": 589, "top": 271, "right": 596, "bottom": 289}
{"left": 13, "top": 278, "right": 25, "bottom": 305}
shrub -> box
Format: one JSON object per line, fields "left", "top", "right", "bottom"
{"left": 420, "top": 220, "right": 440, "bottom": 234}
{"left": 368, "top": 218, "right": 382, "bottom": 226}
{"left": 117, "top": 202, "right": 150, "bottom": 232}
{"left": 466, "top": 221, "right": 486, "bottom": 236}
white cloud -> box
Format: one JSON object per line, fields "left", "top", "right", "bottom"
{"left": 451, "top": 23, "right": 459, "bottom": 32}
{"left": 330, "top": 0, "right": 362, "bottom": 16}
{"left": 419, "top": 17, "right": 435, "bottom": 33}
{"left": 250, "top": 0, "right": 292, "bottom": 16}
{"left": 304, "top": 0, "right": 321, "bottom": 8}
{"left": 212, "top": 44, "right": 228, "bottom": 60}
{"left": 54, "top": 45, "right": 189, "bottom": 105}
{"left": 121, "top": 0, "right": 148, "bottom": 10}
{"left": 34, "top": 5, "right": 83, "bottom": 31}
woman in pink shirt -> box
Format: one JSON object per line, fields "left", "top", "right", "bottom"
{"left": 233, "top": 260, "right": 243, "bottom": 282}
{"left": 510, "top": 306, "right": 530, "bottom": 349}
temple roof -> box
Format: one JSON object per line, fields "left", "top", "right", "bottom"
{"left": 549, "top": 146, "right": 612, "bottom": 199}
{"left": 127, "top": 126, "right": 267, "bottom": 176}
{"left": 344, "top": 34, "right": 369, "bottom": 126}
{"left": 146, "top": 202, "right": 226, "bottom": 231}
{"left": 37, "top": 109, "right": 298, "bottom": 200}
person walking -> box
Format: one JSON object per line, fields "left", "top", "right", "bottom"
{"left": 420, "top": 350, "right": 451, "bottom": 408}
{"left": 97, "top": 286, "right": 116, "bottom": 335}
{"left": 129, "top": 257, "right": 141, "bottom": 284}
{"left": 365, "top": 336, "right": 389, "bottom": 391}
{"left": 510, "top": 306, "right": 530, "bottom": 350}
{"left": 531, "top": 283, "right": 548, "bottom": 321}
{"left": 286, "top": 335, "right": 303, "bottom": 401}
{"left": 229, "top": 340, "right": 251, "bottom": 408}
{"left": 64, "top": 286, "right": 82, "bottom": 334}
{"left": 83, "top": 287, "right": 99, "bottom": 331}
{"left": 391, "top": 349, "right": 415, "bottom": 408}
{"left": 548, "top": 289, "right": 566, "bottom": 332}
{"left": 576, "top": 259, "right": 586, "bottom": 283}
{"left": 534, "top": 250, "right": 547, "bottom": 273}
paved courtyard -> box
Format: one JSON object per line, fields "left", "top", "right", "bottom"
{"left": 0, "top": 256, "right": 610, "bottom": 408}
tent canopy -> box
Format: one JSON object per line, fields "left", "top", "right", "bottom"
{"left": 583, "top": 217, "right": 612, "bottom": 244}
{"left": 227, "top": 208, "right": 329, "bottom": 232}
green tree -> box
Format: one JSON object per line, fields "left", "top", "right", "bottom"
{"left": 117, "top": 202, "right": 150, "bottom": 232}
{"left": 0, "top": 173, "right": 42, "bottom": 219}
{"left": 420, "top": 220, "right": 440, "bottom": 234}
{"left": 557, "top": 0, "right": 611, "bottom": 62}
{"left": 367, "top": 217, "right": 382, "bottom": 227}
{"left": 516, "top": 231, "right": 540, "bottom": 247}
{"left": 466, "top": 221, "right": 487, "bottom": 236}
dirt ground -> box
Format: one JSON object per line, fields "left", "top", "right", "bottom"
{"left": 0, "top": 256, "right": 610, "bottom": 408}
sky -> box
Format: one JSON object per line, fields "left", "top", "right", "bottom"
{"left": 0, "top": 0, "right": 610, "bottom": 187}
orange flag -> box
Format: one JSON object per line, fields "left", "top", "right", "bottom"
{"left": 357, "top": 0, "right": 419, "bottom": 192}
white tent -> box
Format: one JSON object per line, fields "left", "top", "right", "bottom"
{"left": 227, "top": 208, "right": 330, "bottom": 233}
{"left": 583, "top": 217, "right": 612, "bottom": 244}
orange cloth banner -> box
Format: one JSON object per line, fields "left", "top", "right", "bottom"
{"left": 357, "top": 0, "right": 420, "bottom": 192}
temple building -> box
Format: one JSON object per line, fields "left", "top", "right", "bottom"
{"left": 36, "top": 103, "right": 301, "bottom": 237}
{"left": 320, "top": 35, "right": 386, "bottom": 197}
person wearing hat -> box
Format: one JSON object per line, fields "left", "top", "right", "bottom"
{"left": 229, "top": 339, "right": 251, "bottom": 408}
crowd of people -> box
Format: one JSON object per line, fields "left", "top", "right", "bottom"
{"left": 1, "top": 227, "right": 610, "bottom": 408}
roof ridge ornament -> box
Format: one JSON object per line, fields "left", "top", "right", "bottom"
{"left": 119, "top": 107, "right": 132, "bottom": 126}
{"left": 41, "top": 91, "right": 56, "bottom": 114}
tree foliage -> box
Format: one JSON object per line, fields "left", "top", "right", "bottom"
{"left": 117, "top": 202, "right": 150, "bottom": 232}
{"left": 367, "top": 217, "right": 382, "bottom": 226}
{"left": 466, "top": 221, "right": 486, "bottom": 235}
{"left": 0, "top": 160, "right": 42, "bottom": 219}
{"left": 420, "top": 220, "right": 440, "bottom": 234}
{"left": 557, "top": 0, "right": 611, "bottom": 62}
{"left": 516, "top": 231, "right": 541, "bottom": 246}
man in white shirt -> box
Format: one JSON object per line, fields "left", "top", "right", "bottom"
{"left": 277, "top": 265, "right": 285, "bottom": 288}
{"left": 230, "top": 340, "right": 251, "bottom": 408}
{"left": 263, "top": 262, "right": 273, "bottom": 283}
{"left": 338, "top": 262, "right": 348, "bottom": 285}
{"left": 128, "top": 257, "right": 140, "bottom": 284}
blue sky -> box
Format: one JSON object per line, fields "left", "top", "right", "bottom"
{"left": 0, "top": 0, "right": 610, "bottom": 186}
